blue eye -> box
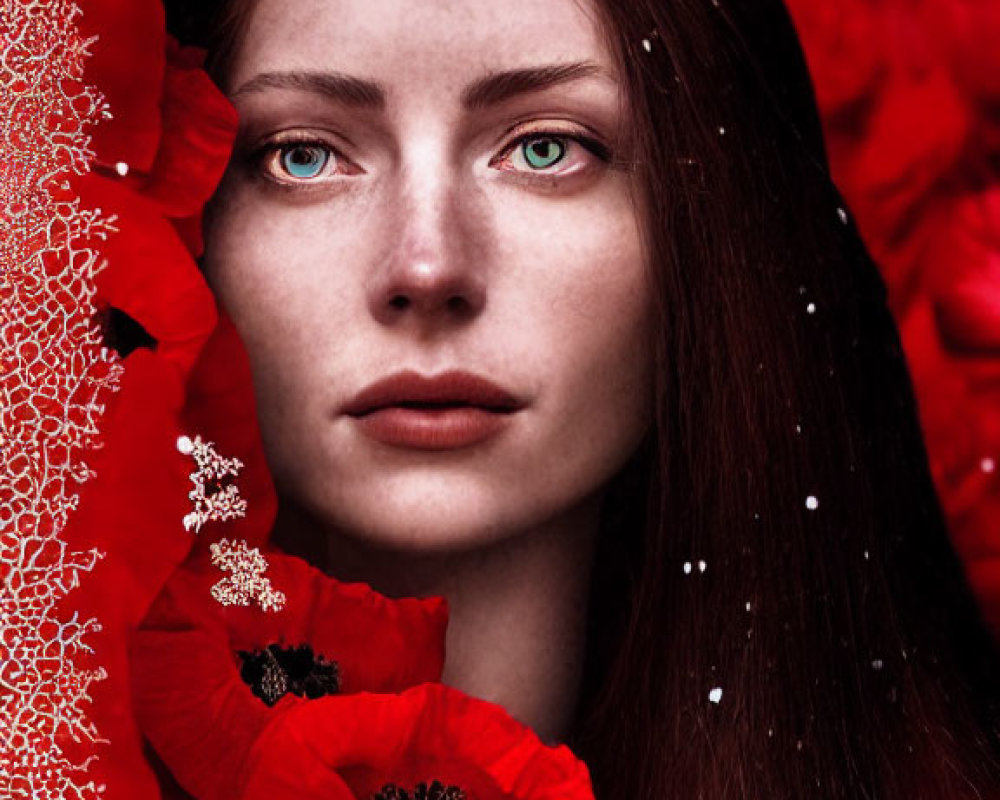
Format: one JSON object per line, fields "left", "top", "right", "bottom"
{"left": 521, "top": 137, "right": 566, "bottom": 170}
{"left": 280, "top": 144, "right": 331, "bottom": 179}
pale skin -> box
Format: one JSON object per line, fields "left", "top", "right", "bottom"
{"left": 203, "top": 0, "right": 652, "bottom": 743}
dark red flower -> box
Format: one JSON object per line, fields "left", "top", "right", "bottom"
{"left": 928, "top": 0, "right": 1000, "bottom": 108}
{"left": 925, "top": 189, "right": 1000, "bottom": 357}
{"left": 131, "top": 549, "right": 448, "bottom": 800}
{"left": 784, "top": 0, "right": 885, "bottom": 117}
{"left": 903, "top": 187, "right": 1000, "bottom": 633}
{"left": 239, "top": 683, "right": 595, "bottom": 800}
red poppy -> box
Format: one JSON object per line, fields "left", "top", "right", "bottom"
{"left": 48, "top": 4, "right": 238, "bottom": 795}
{"left": 56, "top": 348, "right": 198, "bottom": 800}
{"left": 131, "top": 549, "right": 448, "bottom": 800}
{"left": 76, "top": 4, "right": 237, "bottom": 378}
{"left": 239, "top": 683, "right": 595, "bottom": 800}
{"left": 181, "top": 311, "right": 281, "bottom": 548}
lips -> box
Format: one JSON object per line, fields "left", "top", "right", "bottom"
{"left": 342, "top": 370, "right": 523, "bottom": 450}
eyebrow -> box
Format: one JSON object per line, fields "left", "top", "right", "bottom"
{"left": 461, "top": 62, "right": 608, "bottom": 110}
{"left": 231, "top": 71, "right": 386, "bottom": 108}
{"left": 230, "top": 62, "right": 609, "bottom": 111}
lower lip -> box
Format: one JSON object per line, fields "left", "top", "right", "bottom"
{"left": 350, "top": 406, "right": 515, "bottom": 450}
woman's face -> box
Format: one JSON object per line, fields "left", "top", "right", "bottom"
{"left": 203, "top": 0, "right": 652, "bottom": 551}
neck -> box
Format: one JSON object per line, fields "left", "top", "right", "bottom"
{"left": 272, "top": 498, "right": 601, "bottom": 744}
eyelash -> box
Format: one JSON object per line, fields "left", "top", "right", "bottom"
{"left": 490, "top": 129, "right": 611, "bottom": 176}
{"left": 249, "top": 128, "right": 611, "bottom": 187}
{"left": 250, "top": 136, "right": 355, "bottom": 185}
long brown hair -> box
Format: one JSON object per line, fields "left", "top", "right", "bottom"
{"left": 167, "top": 0, "right": 1000, "bottom": 795}
{"left": 574, "top": 1, "right": 1000, "bottom": 796}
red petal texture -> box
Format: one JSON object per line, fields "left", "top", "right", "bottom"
{"left": 60, "top": 349, "right": 202, "bottom": 800}
{"left": 47, "top": 11, "right": 239, "bottom": 797}
{"left": 80, "top": 0, "right": 165, "bottom": 172}
{"left": 78, "top": 172, "right": 218, "bottom": 377}
{"left": 142, "top": 39, "right": 240, "bottom": 257}
{"left": 132, "top": 552, "right": 448, "bottom": 799}
{"left": 786, "top": 0, "right": 1000, "bottom": 634}
{"left": 181, "top": 312, "right": 278, "bottom": 548}
{"left": 928, "top": 0, "right": 1000, "bottom": 104}
{"left": 780, "top": 0, "right": 884, "bottom": 116}
{"left": 143, "top": 40, "right": 240, "bottom": 222}
{"left": 240, "top": 684, "right": 595, "bottom": 800}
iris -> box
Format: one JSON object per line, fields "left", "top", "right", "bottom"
{"left": 281, "top": 144, "right": 330, "bottom": 179}
{"left": 522, "top": 137, "right": 565, "bottom": 169}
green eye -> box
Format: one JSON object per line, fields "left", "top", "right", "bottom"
{"left": 280, "top": 144, "right": 331, "bottom": 179}
{"left": 521, "top": 137, "right": 566, "bottom": 170}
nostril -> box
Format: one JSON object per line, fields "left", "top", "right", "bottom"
{"left": 389, "top": 295, "right": 409, "bottom": 310}
{"left": 446, "top": 296, "right": 468, "bottom": 313}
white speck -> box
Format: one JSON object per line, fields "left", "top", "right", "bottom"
{"left": 871, "top": 659, "right": 884, "bottom": 671}
{"left": 795, "top": 424, "right": 802, "bottom": 434}
{"left": 805, "top": 495, "right": 819, "bottom": 510}
{"left": 683, "top": 561, "right": 693, "bottom": 575}
{"left": 796, "top": 740, "right": 803, "bottom": 751}
{"left": 837, "top": 207, "right": 848, "bottom": 225}
{"left": 745, "top": 601, "right": 752, "bottom": 612}
{"left": 718, "top": 126, "right": 726, "bottom": 136}
{"left": 114, "top": 161, "right": 129, "bottom": 176}
{"left": 806, "top": 302, "right": 816, "bottom": 314}
{"left": 863, "top": 550, "right": 870, "bottom": 561}
{"left": 798, "top": 285, "right": 807, "bottom": 295}
{"left": 176, "top": 435, "right": 194, "bottom": 455}
{"left": 708, "top": 687, "right": 723, "bottom": 704}
{"left": 697, "top": 560, "right": 707, "bottom": 573}
{"left": 981, "top": 457, "right": 996, "bottom": 474}
{"left": 641, "top": 38, "right": 652, "bottom": 52}
{"left": 768, "top": 728, "right": 774, "bottom": 737}
{"left": 753, "top": 512, "right": 760, "bottom": 521}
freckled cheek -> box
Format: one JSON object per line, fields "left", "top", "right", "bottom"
{"left": 498, "top": 197, "right": 652, "bottom": 444}
{"left": 509, "top": 199, "right": 648, "bottom": 364}
{"left": 204, "top": 202, "right": 371, "bottom": 413}
{"left": 561, "top": 231, "right": 652, "bottom": 436}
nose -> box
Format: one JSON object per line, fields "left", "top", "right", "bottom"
{"left": 367, "top": 152, "right": 487, "bottom": 329}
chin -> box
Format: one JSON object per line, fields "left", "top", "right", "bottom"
{"left": 316, "top": 478, "right": 534, "bottom": 554}
{"left": 335, "top": 497, "right": 523, "bottom": 554}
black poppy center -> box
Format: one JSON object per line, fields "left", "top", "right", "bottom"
{"left": 372, "top": 781, "right": 467, "bottom": 800}
{"left": 237, "top": 643, "right": 340, "bottom": 707}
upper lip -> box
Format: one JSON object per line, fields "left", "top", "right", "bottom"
{"left": 342, "top": 370, "right": 524, "bottom": 416}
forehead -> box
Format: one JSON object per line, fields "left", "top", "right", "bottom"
{"left": 229, "top": 0, "right": 612, "bottom": 91}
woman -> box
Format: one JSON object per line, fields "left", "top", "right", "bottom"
{"left": 142, "top": 0, "right": 999, "bottom": 795}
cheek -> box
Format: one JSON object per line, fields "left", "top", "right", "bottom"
{"left": 202, "top": 185, "right": 366, "bottom": 392}
{"left": 201, "top": 193, "right": 345, "bottom": 474}
{"left": 495, "top": 185, "right": 653, "bottom": 465}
